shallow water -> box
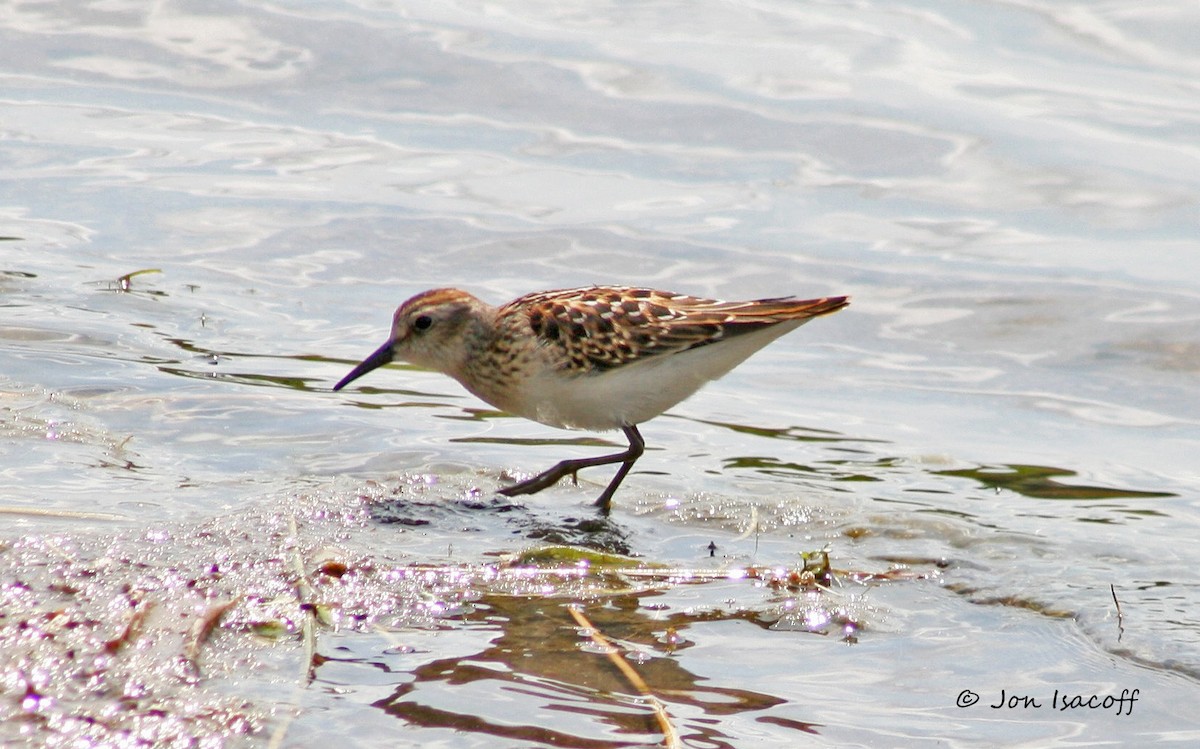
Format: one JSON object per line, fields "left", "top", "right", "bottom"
{"left": 3, "top": 0, "right": 1200, "bottom": 746}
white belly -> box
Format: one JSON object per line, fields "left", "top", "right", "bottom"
{"left": 513, "top": 318, "right": 811, "bottom": 431}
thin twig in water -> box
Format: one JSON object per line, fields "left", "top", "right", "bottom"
{"left": 115, "top": 267, "right": 162, "bottom": 291}
{"left": 286, "top": 514, "right": 320, "bottom": 681}
{"left": 269, "top": 515, "right": 321, "bottom": 749}
{"left": 1110, "top": 584, "right": 1124, "bottom": 643}
{"left": 567, "top": 606, "right": 680, "bottom": 749}
{"left": 732, "top": 505, "right": 760, "bottom": 543}
{"left": 0, "top": 506, "right": 127, "bottom": 521}
{"left": 266, "top": 706, "right": 298, "bottom": 749}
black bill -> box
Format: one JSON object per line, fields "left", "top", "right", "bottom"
{"left": 333, "top": 341, "right": 395, "bottom": 391}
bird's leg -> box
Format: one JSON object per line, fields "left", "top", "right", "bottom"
{"left": 591, "top": 426, "right": 644, "bottom": 513}
{"left": 499, "top": 426, "right": 645, "bottom": 513}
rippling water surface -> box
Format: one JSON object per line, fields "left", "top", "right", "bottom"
{"left": 3, "top": 1, "right": 1199, "bottom": 746}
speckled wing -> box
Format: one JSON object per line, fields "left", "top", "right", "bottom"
{"left": 505, "top": 286, "right": 848, "bottom": 374}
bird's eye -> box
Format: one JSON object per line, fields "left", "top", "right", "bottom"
{"left": 413, "top": 315, "right": 433, "bottom": 332}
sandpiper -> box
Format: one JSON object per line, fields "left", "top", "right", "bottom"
{"left": 333, "top": 285, "right": 848, "bottom": 512}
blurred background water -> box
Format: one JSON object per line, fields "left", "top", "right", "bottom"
{"left": 2, "top": 1, "right": 1199, "bottom": 746}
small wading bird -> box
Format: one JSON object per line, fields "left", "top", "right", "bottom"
{"left": 333, "top": 286, "right": 848, "bottom": 512}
